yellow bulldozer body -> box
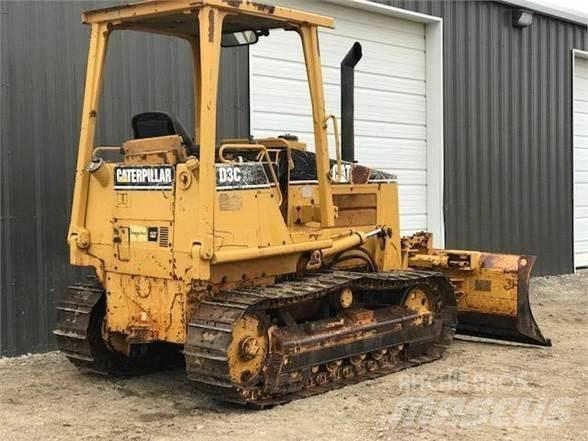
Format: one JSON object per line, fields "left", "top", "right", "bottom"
{"left": 54, "top": 0, "right": 549, "bottom": 407}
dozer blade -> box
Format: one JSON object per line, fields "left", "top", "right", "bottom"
{"left": 404, "top": 232, "right": 551, "bottom": 347}
{"left": 452, "top": 254, "right": 551, "bottom": 346}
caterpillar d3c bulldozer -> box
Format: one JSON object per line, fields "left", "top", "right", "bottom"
{"left": 55, "top": 0, "right": 550, "bottom": 407}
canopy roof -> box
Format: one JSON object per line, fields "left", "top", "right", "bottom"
{"left": 82, "top": 0, "right": 334, "bottom": 37}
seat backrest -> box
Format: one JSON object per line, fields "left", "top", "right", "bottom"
{"left": 132, "top": 112, "right": 196, "bottom": 155}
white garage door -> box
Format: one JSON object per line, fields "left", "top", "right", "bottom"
{"left": 249, "top": 0, "right": 434, "bottom": 236}
{"left": 574, "top": 53, "right": 588, "bottom": 268}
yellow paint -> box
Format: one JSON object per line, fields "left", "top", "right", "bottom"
{"left": 105, "top": 274, "right": 185, "bottom": 343}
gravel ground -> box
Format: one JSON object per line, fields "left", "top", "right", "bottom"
{"left": 1, "top": 272, "right": 587, "bottom": 441}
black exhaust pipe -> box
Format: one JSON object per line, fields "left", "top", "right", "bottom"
{"left": 341, "top": 42, "right": 363, "bottom": 163}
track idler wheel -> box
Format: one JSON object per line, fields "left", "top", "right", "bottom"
{"left": 228, "top": 314, "right": 269, "bottom": 386}
{"left": 401, "top": 285, "right": 436, "bottom": 325}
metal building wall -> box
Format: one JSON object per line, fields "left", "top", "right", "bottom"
{"left": 0, "top": 1, "right": 249, "bottom": 356}
{"left": 376, "top": 0, "right": 587, "bottom": 276}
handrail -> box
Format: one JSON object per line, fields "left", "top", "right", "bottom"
{"left": 92, "top": 146, "right": 122, "bottom": 157}
{"left": 324, "top": 114, "right": 343, "bottom": 182}
{"left": 218, "top": 143, "right": 283, "bottom": 206}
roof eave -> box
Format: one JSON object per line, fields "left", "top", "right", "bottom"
{"left": 499, "top": 0, "right": 588, "bottom": 27}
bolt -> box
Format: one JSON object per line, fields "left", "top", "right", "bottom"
{"left": 239, "top": 337, "right": 260, "bottom": 361}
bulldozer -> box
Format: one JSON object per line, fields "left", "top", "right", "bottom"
{"left": 54, "top": 0, "right": 550, "bottom": 407}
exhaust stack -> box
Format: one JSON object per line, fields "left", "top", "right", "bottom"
{"left": 341, "top": 42, "right": 363, "bottom": 162}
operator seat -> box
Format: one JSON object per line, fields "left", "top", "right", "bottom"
{"left": 132, "top": 112, "right": 198, "bottom": 156}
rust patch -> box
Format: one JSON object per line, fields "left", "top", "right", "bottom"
{"left": 221, "top": 0, "right": 274, "bottom": 14}
{"left": 250, "top": 1, "right": 275, "bottom": 14}
{"left": 208, "top": 8, "right": 215, "bottom": 42}
{"left": 481, "top": 253, "right": 519, "bottom": 272}
{"left": 223, "top": 0, "right": 243, "bottom": 8}
{"left": 474, "top": 279, "right": 492, "bottom": 292}
{"left": 351, "top": 165, "right": 370, "bottom": 185}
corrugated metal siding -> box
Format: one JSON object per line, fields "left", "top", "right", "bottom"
{"left": 0, "top": 0, "right": 249, "bottom": 356}
{"left": 377, "top": 0, "right": 587, "bottom": 275}
{"left": 0, "top": 0, "right": 8, "bottom": 356}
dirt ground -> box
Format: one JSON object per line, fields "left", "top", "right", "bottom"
{"left": 1, "top": 272, "right": 587, "bottom": 441}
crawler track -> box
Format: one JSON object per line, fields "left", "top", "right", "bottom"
{"left": 185, "top": 270, "right": 457, "bottom": 407}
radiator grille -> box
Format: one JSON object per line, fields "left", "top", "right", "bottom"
{"left": 159, "top": 227, "right": 170, "bottom": 247}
